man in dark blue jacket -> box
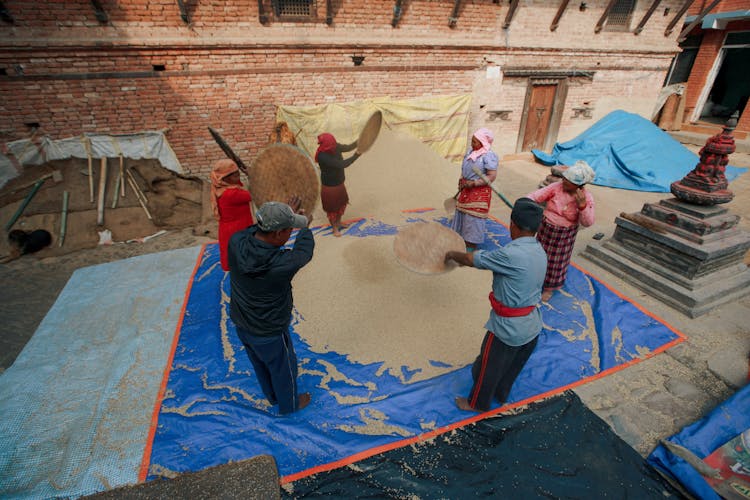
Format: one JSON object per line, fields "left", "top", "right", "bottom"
{"left": 228, "top": 196, "right": 314, "bottom": 415}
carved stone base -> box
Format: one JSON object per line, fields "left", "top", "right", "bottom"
{"left": 582, "top": 198, "right": 750, "bottom": 318}
{"left": 671, "top": 181, "right": 734, "bottom": 205}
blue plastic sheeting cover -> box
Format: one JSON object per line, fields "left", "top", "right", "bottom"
{"left": 147, "top": 216, "right": 684, "bottom": 481}
{"left": 647, "top": 384, "right": 750, "bottom": 500}
{"left": 0, "top": 246, "right": 202, "bottom": 499}
{"left": 532, "top": 110, "right": 747, "bottom": 192}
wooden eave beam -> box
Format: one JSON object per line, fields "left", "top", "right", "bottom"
{"left": 258, "top": 0, "right": 269, "bottom": 25}
{"left": 391, "top": 0, "right": 403, "bottom": 27}
{"left": 448, "top": 0, "right": 461, "bottom": 28}
{"left": 503, "top": 0, "right": 520, "bottom": 30}
{"left": 664, "top": 0, "right": 694, "bottom": 37}
{"left": 633, "top": 0, "right": 661, "bottom": 35}
{"left": 176, "top": 0, "right": 189, "bottom": 24}
{"left": 90, "top": 0, "right": 108, "bottom": 23}
{"left": 0, "top": 1, "right": 14, "bottom": 24}
{"left": 594, "top": 0, "right": 619, "bottom": 33}
{"left": 550, "top": 0, "right": 570, "bottom": 31}
{"left": 677, "top": 0, "right": 721, "bottom": 42}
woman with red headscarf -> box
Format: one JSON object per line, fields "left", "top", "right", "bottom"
{"left": 315, "top": 133, "right": 361, "bottom": 236}
{"left": 211, "top": 159, "right": 254, "bottom": 271}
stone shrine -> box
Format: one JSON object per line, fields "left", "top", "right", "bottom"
{"left": 583, "top": 114, "right": 750, "bottom": 317}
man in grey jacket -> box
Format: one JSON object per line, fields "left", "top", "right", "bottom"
{"left": 228, "top": 196, "right": 314, "bottom": 415}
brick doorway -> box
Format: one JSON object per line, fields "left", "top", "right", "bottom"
{"left": 692, "top": 34, "right": 750, "bottom": 125}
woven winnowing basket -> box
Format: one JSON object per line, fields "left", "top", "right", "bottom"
{"left": 248, "top": 144, "right": 320, "bottom": 216}
{"left": 393, "top": 221, "right": 465, "bottom": 274}
{"left": 358, "top": 111, "right": 382, "bottom": 153}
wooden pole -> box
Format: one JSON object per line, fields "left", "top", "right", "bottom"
{"left": 595, "top": 0, "right": 619, "bottom": 33}
{"left": 59, "top": 190, "right": 69, "bottom": 247}
{"left": 5, "top": 179, "right": 45, "bottom": 231}
{"left": 86, "top": 139, "right": 94, "bottom": 203}
{"left": 550, "top": 0, "right": 570, "bottom": 32}
{"left": 448, "top": 0, "right": 461, "bottom": 28}
{"left": 503, "top": 0, "right": 520, "bottom": 29}
{"left": 111, "top": 174, "right": 120, "bottom": 209}
{"left": 97, "top": 157, "right": 107, "bottom": 225}
{"left": 119, "top": 155, "right": 125, "bottom": 197}
{"left": 665, "top": 0, "right": 695, "bottom": 37}
{"left": 677, "top": 0, "right": 720, "bottom": 42}
{"left": 126, "top": 170, "right": 153, "bottom": 220}
{"left": 633, "top": 0, "right": 662, "bottom": 35}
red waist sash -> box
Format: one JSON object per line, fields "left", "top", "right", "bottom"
{"left": 488, "top": 292, "right": 535, "bottom": 317}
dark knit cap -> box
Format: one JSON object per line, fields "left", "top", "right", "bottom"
{"left": 511, "top": 197, "right": 543, "bottom": 232}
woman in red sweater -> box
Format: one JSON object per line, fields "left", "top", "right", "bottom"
{"left": 211, "top": 159, "right": 254, "bottom": 271}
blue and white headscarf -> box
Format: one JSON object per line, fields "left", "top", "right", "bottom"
{"left": 562, "top": 160, "right": 595, "bottom": 186}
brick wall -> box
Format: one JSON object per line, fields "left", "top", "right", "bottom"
{"left": 688, "top": 0, "right": 750, "bottom": 16}
{"left": 0, "top": 1, "right": 689, "bottom": 177}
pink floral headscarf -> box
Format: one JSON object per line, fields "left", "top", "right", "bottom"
{"left": 468, "top": 128, "right": 494, "bottom": 161}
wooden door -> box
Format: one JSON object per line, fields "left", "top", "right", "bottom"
{"left": 521, "top": 83, "right": 557, "bottom": 151}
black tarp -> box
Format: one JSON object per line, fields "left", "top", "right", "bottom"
{"left": 283, "top": 391, "right": 681, "bottom": 499}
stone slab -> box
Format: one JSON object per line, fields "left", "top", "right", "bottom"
{"left": 599, "top": 235, "right": 746, "bottom": 289}
{"left": 613, "top": 217, "right": 750, "bottom": 262}
{"left": 707, "top": 349, "right": 750, "bottom": 390}
{"left": 582, "top": 241, "right": 750, "bottom": 317}
{"left": 642, "top": 202, "right": 739, "bottom": 236}
{"left": 659, "top": 198, "right": 729, "bottom": 219}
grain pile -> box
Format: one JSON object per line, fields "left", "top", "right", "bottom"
{"left": 294, "top": 128, "right": 502, "bottom": 383}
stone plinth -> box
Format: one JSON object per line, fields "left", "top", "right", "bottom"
{"left": 582, "top": 198, "right": 750, "bottom": 317}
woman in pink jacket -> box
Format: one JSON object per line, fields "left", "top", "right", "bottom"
{"left": 526, "top": 161, "right": 595, "bottom": 301}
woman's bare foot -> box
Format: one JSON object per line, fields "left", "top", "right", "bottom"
{"left": 298, "top": 392, "right": 311, "bottom": 410}
{"left": 541, "top": 289, "right": 553, "bottom": 302}
{"left": 455, "top": 396, "right": 482, "bottom": 413}
{"left": 332, "top": 226, "right": 342, "bottom": 237}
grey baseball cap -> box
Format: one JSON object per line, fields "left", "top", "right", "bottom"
{"left": 256, "top": 201, "right": 308, "bottom": 231}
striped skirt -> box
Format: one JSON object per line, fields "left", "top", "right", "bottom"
{"left": 536, "top": 219, "right": 579, "bottom": 290}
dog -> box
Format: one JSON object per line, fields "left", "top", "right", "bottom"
{"left": 2, "top": 229, "right": 52, "bottom": 262}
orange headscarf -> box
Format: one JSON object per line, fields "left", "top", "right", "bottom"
{"left": 210, "top": 159, "right": 241, "bottom": 220}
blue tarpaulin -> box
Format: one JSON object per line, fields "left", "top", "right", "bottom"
{"left": 146, "top": 214, "right": 685, "bottom": 482}
{"left": 532, "top": 110, "right": 747, "bottom": 192}
{"left": 647, "top": 383, "right": 750, "bottom": 499}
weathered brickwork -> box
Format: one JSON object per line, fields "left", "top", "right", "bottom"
{"left": 1, "top": 1, "right": 693, "bottom": 177}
